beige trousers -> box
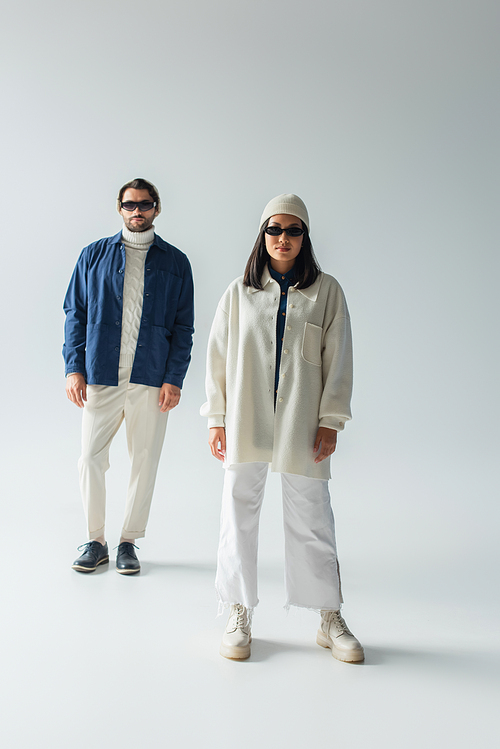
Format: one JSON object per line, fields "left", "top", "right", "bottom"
{"left": 78, "top": 366, "right": 168, "bottom": 540}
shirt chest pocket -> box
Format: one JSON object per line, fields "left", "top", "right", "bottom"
{"left": 301, "top": 322, "right": 323, "bottom": 366}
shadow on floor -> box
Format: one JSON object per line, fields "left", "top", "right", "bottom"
{"left": 241, "top": 641, "right": 500, "bottom": 676}
{"left": 138, "top": 561, "right": 216, "bottom": 577}
{"left": 248, "top": 638, "right": 317, "bottom": 662}
{"left": 363, "top": 645, "right": 500, "bottom": 682}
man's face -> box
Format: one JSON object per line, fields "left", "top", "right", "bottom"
{"left": 119, "top": 187, "right": 159, "bottom": 232}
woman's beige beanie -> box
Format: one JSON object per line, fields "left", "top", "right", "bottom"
{"left": 259, "top": 193, "right": 309, "bottom": 230}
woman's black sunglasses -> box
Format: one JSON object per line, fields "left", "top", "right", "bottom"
{"left": 265, "top": 226, "right": 305, "bottom": 237}
{"left": 121, "top": 201, "right": 157, "bottom": 212}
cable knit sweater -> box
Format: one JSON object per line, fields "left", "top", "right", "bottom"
{"left": 119, "top": 224, "right": 154, "bottom": 367}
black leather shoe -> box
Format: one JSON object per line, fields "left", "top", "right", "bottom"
{"left": 116, "top": 542, "right": 140, "bottom": 575}
{"left": 72, "top": 541, "right": 109, "bottom": 572}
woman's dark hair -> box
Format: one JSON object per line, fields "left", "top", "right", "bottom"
{"left": 118, "top": 178, "right": 159, "bottom": 205}
{"left": 243, "top": 218, "right": 321, "bottom": 289}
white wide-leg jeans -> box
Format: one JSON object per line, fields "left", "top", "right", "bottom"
{"left": 215, "top": 462, "right": 342, "bottom": 612}
{"left": 78, "top": 366, "right": 168, "bottom": 540}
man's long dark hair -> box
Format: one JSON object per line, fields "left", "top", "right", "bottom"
{"left": 243, "top": 219, "right": 321, "bottom": 290}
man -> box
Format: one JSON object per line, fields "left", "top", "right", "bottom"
{"left": 63, "top": 178, "right": 194, "bottom": 574}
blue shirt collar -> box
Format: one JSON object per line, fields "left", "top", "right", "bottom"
{"left": 268, "top": 262, "right": 295, "bottom": 284}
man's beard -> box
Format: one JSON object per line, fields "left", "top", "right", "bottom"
{"left": 124, "top": 216, "right": 154, "bottom": 232}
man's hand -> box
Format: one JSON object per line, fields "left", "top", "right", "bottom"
{"left": 66, "top": 373, "right": 87, "bottom": 408}
{"left": 313, "top": 427, "right": 338, "bottom": 463}
{"left": 159, "top": 383, "right": 181, "bottom": 412}
{"left": 209, "top": 427, "right": 226, "bottom": 462}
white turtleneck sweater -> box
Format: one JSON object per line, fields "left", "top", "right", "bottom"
{"left": 119, "top": 224, "right": 155, "bottom": 368}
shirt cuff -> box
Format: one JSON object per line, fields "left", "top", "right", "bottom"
{"left": 319, "top": 416, "right": 345, "bottom": 431}
{"left": 163, "top": 376, "right": 183, "bottom": 389}
{"left": 208, "top": 415, "right": 225, "bottom": 429}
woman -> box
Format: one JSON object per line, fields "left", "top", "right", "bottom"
{"left": 201, "top": 194, "right": 363, "bottom": 662}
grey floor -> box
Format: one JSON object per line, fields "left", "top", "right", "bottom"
{"left": 3, "top": 538, "right": 499, "bottom": 749}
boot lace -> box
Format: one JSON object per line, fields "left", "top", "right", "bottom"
{"left": 233, "top": 604, "right": 246, "bottom": 629}
{"left": 323, "top": 610, "right": 352, "bottom": 636}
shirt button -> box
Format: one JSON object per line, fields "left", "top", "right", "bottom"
{"left": 282, "top": 292, "right": 285, "bottom": 296}
{"left": 282, "top": 373, "right": 286, "bottom": 378}
{"left": 115, "top": 321, "right": 120, "bottom": 325}
{"left": 290, "top": 304, "right": 294, "bottom": 308}
{"left": 145, "top": 293, "right": 150, "bottom": 297}
{"left": 287, "top": 325, "right": 291, "bottom": 330}
{"left": 114, "top": 347, "right": 119, "bottom": 351}
{"left": 118, "top": 269, "right": 124, "bottom": 274}
{"left": 279, "top": 397, "right": 284, "bottom": 402}
{"left": 284, "top": 349, "right": 289, "bottom": 354}
{"left": 281, "top": 276, "right": 285, "bottom": 280}
{"left": 116, "top": 295, "right": 121, "bottom": 300}
{"left": 282, "top": 312, "right": 285, "bottom": 316}
{"left": 146, "top": 268, "right": 151, "bottom": 272}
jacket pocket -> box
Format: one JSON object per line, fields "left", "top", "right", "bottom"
{"left": 301, "top": 322, "right": 322, "bottom": 366}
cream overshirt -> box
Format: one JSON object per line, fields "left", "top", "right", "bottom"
{"left": 201, "top": 267, "right": 353, "bottom": 480}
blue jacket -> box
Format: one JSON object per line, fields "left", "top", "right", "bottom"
{"left": 63, "top": 231, "right": 194, "bottom": 389}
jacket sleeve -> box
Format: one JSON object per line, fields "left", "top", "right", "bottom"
{"left": 63, "top": 249, "right": 88, "bottom": 378}
{"left": 163, "top": 257, "right": 195, "bottom": 389}
{"left": 200, "top": 303, "right": 229, "bottom": 428}
{"left": 318, "top": 297, "right": 353, "bottom": 432}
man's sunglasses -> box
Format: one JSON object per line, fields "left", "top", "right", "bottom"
{"left": 121, "top": 201, "right": 157, "bottom": 212}
{"left": 265, "top": 226, "right": 305, "bottom": 237}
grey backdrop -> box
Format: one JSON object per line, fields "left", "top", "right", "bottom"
{"left": 1, "top": 1, "right": 499, "bottom": 747}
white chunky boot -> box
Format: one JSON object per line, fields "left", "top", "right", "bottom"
{"left": 220, "top": 604, "right": 252, "bottom": 660}
{"left": 317, "top": 610, "right": 364, "bottom": 663}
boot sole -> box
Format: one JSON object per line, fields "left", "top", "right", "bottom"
{"left": 71, "top": 556, "right": 109, "bottom": 572}
{"left": 116, "top": 567, "right": 140, "bottom": 575}
{"left": 316, "top": 630, "right": 364, "bottom": 663}
{"left": 220, "top": 634, "right": 252, "bottom": 660}
{"left": 219, "top": 642, "right": 251, "bottom": 660}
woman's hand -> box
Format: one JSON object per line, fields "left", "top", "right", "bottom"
{"left": 313, "top": 427, "right": 337, "bottom": 463}
{"left": 209, "top": 427, "right": 226, "bottom": 462}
